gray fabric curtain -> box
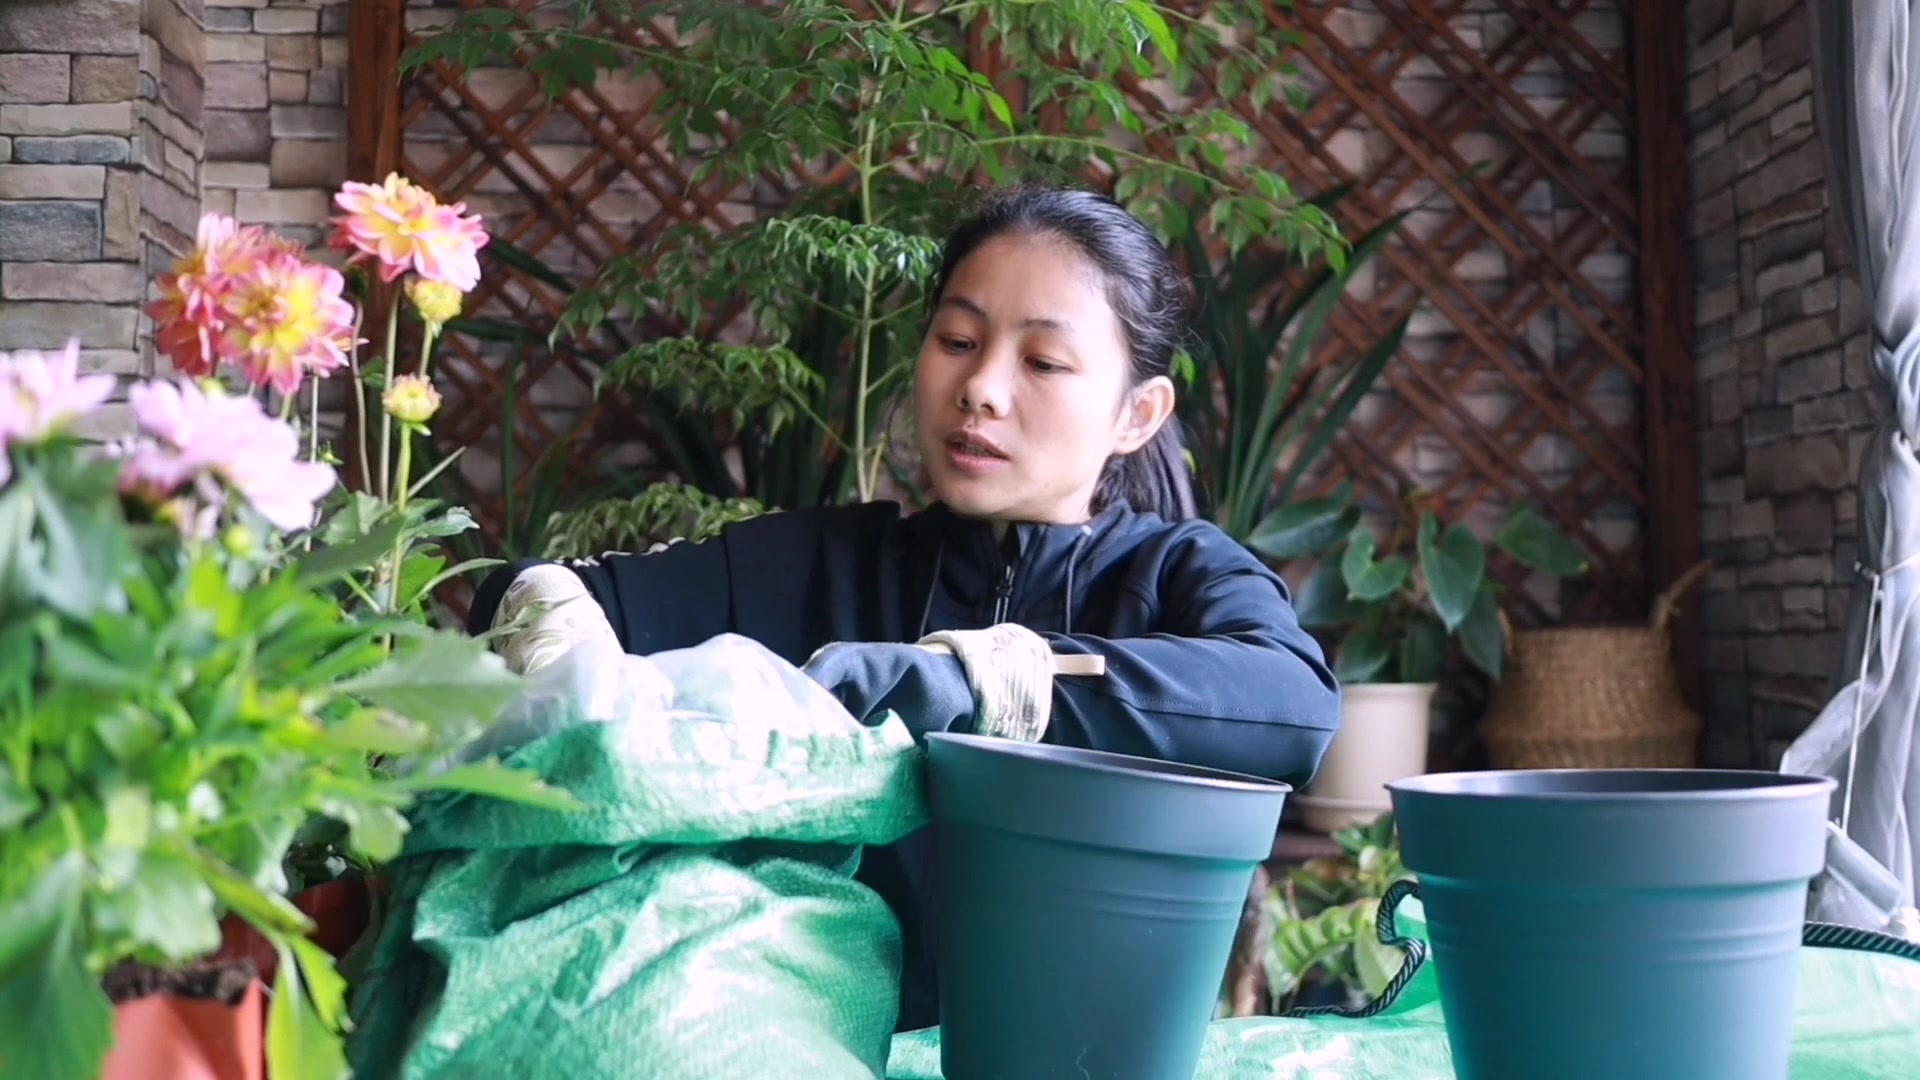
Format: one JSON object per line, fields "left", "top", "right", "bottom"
{"left": 1780, "top": 0, "right": 1920, "bottom": 938}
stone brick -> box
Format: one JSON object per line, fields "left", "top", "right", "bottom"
{"left": 1752, "top": 226, "right": 1825, "bottom": 288}
{"left": 1762, "top": 314, "right": 1834, "bottom": 363}
{"left": 1730, "top": 499, "right": 1774, "bottom": 537}
{"left": 203, "top": 160, "right": 269, "bottom": 189}
{"left": 2, "top": 260, "right": 143, "bottom": 302}
{"left": 103, "top": 166, "right": 138, "bottom": 259}
{"left": 1718, "top": 37, "right": 1762, "bottom": 91}
{"left": 320, "top": 3, "right": 350, "bottom": 35}
{"left": 269, "top": 70, "right": 307, "bottom": 104}
{"left": 142, "top": 0, "right": 201, "bottom": 66}
{"left": 0, "top": 301, "right": 135, "bottom": 349}
{"left": 0, "top": 201, "right": 101, "bottom": 261}
{"left": 269, "top": 138, "right": 346, "bottom": 188}
{"left": 206, "top": 62, "right": 268, "bottom": 110}
{"left": 0, "top": 102, "right": 135, "bottom": 136}
{"left": 1748, "top": 434, "right": 1846, "bottom": 496}
{"left": 235, "top": 187, "right": 328, "bottom": 225}
{"left": 207, "top": 34, "right": 266, "bottom": 63}
{"left": 1793, "top": 389, "right": 1881, "bottom": 434}
{"left": 0, "top": 54, "right": 71, "bottom": 104}
{"left": 1775, "top": 494, "right": 1836, "bottom": 554}
{"left": 1769, "top": 95, "right": 1813, "bottom": 140}
{"left": 1708, "top": 372, "right": 1741, "bottom": 423}
{"left": 205, "top": 108, "right": 270, "bottom": 159}
{"left": 79, "top": 348, "right": 142, "bottom": 375}
{"left": 252, "top": 7, "right": 319, "bottom": 33}
{"left": 71, "top": 55, "right": 139, "bottom": 103}
{"left": 1734, "top": 134, "right": 1825, "bottom": 216}
{"left": 1775, "top": 349, "right": 1841, "bottom": 402}
{"left": 1739, "top": 553, "right": 1832, "bottom": 586}
{"left": 205, "top": 6, "right": 252, "bottom": 31}
{"left": 1763, "top": 4, "right": 1810, "bottom": 79}
{"left": 270, "top": 104, "right": 345, "bottom": 139}
{"left": 268, "top": 35, "right": 320, "bottom": 70}
{"left": 319, "top": 37, "right": 349, "bottom": 69}
{"left": 1742, "top": 404, "right": 1793, "bottom": 444}
{"left": 157, "top": 48, "right": 203, "bottom": 121}
{"left": 0, "top": 163, "right": 107, "bottom": 200}
{"left": 0, "top": 0, "right": 140, "bottom": 55}
{"left": 11, "top": 135, "right": 131, "bottom": 164}
{"left": 306, "top": 68, "right": 343, "bottom": 105}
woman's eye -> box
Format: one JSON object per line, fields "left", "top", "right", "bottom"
{"left": 941, "top": 337, "right": 974, "bottom": 353}
{"left": 1028, "top": 357, "right": 1063, "bottom": 374}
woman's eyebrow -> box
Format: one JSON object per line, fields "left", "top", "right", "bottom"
{"left": 939, "top": 294, "right": 1070, "bottom": 332}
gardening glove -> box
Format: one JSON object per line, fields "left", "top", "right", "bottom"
{"left": 802, "top": 624, "right": 1054, "bottom": 743}
{"left": 913, "top": 623, "right": 1054, "bottom": 743}
{"left": 489, "top": 564, "right": 621, "bottom": 676}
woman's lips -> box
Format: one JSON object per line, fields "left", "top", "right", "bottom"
{"left": 944, "top": 430, "right": 1009, "bottom": 474}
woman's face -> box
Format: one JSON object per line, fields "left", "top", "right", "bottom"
{"left": 913, "top": 231, "right": 1172, "bottom": 525}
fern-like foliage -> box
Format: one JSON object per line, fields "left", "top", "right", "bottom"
{"left": 541, "top": 484, "right": 770, "bottom": 559}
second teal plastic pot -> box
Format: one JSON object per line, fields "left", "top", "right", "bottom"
{"left": 924, "top": 732, "right": 1290, "bottom": 1080}
{"left": 1388, "top": 768, "right": 1836, "bottom": 1080}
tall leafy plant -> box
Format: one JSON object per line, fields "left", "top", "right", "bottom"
{"left": 1176, "top": 192, "right": 1410, "bottom": 543}
{"left": 407, "top": 0, "right": 1347, "bottom": 516}
{"left": 1250, "top": 486, "right": 1590, "bottom": 685}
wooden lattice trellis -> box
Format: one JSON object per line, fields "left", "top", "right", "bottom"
{"left": 347, "top": 0, "right": 1698, "bottom": 677}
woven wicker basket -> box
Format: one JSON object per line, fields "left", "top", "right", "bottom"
{"left": 1479, "top": 560, "right": 1711, "bottom": 770}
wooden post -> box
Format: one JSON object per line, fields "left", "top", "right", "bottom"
{"left": 343, "top": 0, "right": 406, "bottom": 494}
{"left": 1629, "top": 0, "right": 1705, "bottom": 717}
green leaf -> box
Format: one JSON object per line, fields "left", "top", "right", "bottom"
{"left": 1352, "top": 896, "right": 1408, "bottom": 996}
{"left": 1493, "top": 504, "right": 1589, "bottom": 578}
{"left": 1416, "top": 513, "right": 1486, "bottom": 632}
{"left": 1245, "top": 488, "right": 1358, "bottom": 561}
{"left": 332, "top": 634, "right": 524, "bottom": 731}
{"left": 0, "top": 771, "right": 38, "bottom": 832}
{"left": 1397, "top": 613, "right": 1449, "bottom": 684}
{"left": 295, "top": 515, "right": 408, "bottom": 589}
{"left": 117, "top": 850, "right": 222, "bottom": 961}
{"left": 1293, "top": 559, "right": 1363, "bottom": 630}
{"left": 403, "top": 759, "right": 582, "bottom": 812}
{"left": 1334, "top": 621, "right": 1392, "bottom": 683}
{"left": 1340, "top": 530, "right": 1410, "bottom": 603}
{"left": 0, "top": 853, "right": 115, "bottom": 1080}
{"left": 1459, "top": 588, "right": 1506, "bottom": 680}
{"left": 267, "top": 942, "right": 350, "bottom": 1080}
{"left": 288, "top": 936, "right": 350, "bottom": 1031}
{"left": 310, "top": 710, "right": 432, "bottom": 757}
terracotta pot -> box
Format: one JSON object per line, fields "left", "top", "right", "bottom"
{"left": 215, "top": 876, "right": 377, "bottom": 987}
{"left": 101, "top": 979, "right": 263, "bottom": 1080}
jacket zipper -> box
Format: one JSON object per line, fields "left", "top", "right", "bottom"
{"left": 991, "top": 560, "right": 1017, "bottom": 624}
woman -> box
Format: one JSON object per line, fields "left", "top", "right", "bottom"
{"left": 467, "top": 184, "right": 1342, "bottom": 1031}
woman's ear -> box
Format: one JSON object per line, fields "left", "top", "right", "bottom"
{"left": 1114, "top": 375, "right": 1176, "bottom": 454}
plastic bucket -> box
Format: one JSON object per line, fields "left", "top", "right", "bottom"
{"left": 1387, "top": 769, "right": 1836, "bottom": 1080}
{"left": 924, "top": 732, "right": 1290, "bottom": 1080}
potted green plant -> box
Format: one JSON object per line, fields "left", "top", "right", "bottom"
{"left": 1263, "top": 811, "right": 1411, "bottom": 1012}
{"left": 1247, "top": 486, "right": 1589, "bottom": 830}
{"left": 0, "top": 176, "right": 576, "bottom": 1079}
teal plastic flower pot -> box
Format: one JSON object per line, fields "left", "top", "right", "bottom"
{"left": 923, "top": 732, "right": 1290, "bottom": 1080}
{"left": 1387, "top": 769, "right": 1837, "bottom": 1080}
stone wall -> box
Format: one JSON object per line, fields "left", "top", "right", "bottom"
{"left": 1686, "top": 0, "right": 1875, "bottom": 767}
{"left": 201, "top": 0, "right": 347, "bottom": 249}
{"left": 0, "top": 0, "right": 158, "bottom": 393}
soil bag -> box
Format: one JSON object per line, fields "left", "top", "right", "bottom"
{"left": 345, "top": 635, "right": 930, "bottom": 1079}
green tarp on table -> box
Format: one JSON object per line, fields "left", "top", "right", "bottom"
{"left": 345, "top": 635, "right": 1920, "bottom": 1079}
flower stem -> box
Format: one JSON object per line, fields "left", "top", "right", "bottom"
{"left": 378, "top": 298, "right": 400, "bottom": 500}
{"left": 384, "top": 429, "right": 413, "bottom": 619}
{"left": 346, "top": 308, "right": 373, "bottom": 494}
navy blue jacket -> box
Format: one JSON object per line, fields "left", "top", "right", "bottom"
{"left": 467, "top": 499, "right": 1342, "bottom": 1030}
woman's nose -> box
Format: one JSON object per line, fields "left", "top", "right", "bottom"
{"left": 958, "top": 353, "right": 1013, "bottom": 417}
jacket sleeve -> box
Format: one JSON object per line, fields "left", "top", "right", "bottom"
{"left": 1034, "top": 529, "right": 1341, "bottom": 788}
{"left": 465, "top": 538, "right": 737, "bottom": 658}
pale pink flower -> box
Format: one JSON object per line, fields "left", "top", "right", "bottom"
{"left": 124, "top": 379, "right": 338, "bottom": 532}
{"left": 330, "top": 173, "right": 489, "bottom": 293}
{"left": 0, "top": 339, "right": 116, "bottom": 445}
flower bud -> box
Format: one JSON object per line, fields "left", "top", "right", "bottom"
{"left": 406, "top": 277, "right": 463, "bottom": 331}
{"left": 222, "top": 523, "right": 258, "bottom": 558}
{"left": 382, "top": 373, "right": 443, "bottom": 425}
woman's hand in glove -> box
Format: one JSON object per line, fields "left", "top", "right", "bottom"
{"left": 801, "top": 641, "right": 978, "bottom": 737}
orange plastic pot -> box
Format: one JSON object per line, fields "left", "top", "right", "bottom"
{"left": 100, "top": 980, "right": 263, "bottom": 1080}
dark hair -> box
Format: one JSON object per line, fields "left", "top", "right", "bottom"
{"left": 925, "top": 184, "right": 1199, "bottom": 522}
